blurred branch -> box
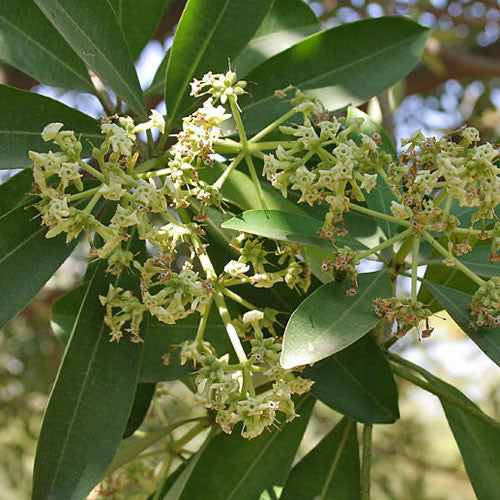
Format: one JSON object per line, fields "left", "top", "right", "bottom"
{"left": 406, "top": 37, "right": 500, "bottom": 96}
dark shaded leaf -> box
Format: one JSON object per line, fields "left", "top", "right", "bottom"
{"left": 164, "top": 0, "right": 273, "bottom": 125}
{"left": 281, "top": 418, "right": 360, "bottom": 500}
{"left": 109, "top": 0, "right": 169, "bottom": 60}
{"left": 0, "top": 84, "right": 100, "bottom": 169}
{"left": 167, "top": 395, "right": 315, "bottom": 500}
{"left": 307, "top": 335, "right": 399, "bottom": 423}
{"left": 32, "top": 261, "right": 145, "bottom": 500}
{"left": 423, "top": 281, "right": 500, "bottom": 367}
{"left": 0, "top": 0, "right": 92, "bottom": 92}
{"left": 234, "top": 0, "right": 319, "bottom": 76}
{"left": 123, "top": 383, "right": 156, "bottom": 438}
{"left": 35, "top": 0, "right": 145, "bottom": 116}
{"left": 282, "top": 271, "right": 392, "bottom": 368}
{"left": 239, "top": 17, "right": 428, "bottom": 134}
{"left": 458, "top": 246, "right": 500, "bottom": 278}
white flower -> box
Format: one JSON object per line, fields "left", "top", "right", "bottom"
{"left": 41, "top": 122, "right": 63, "bottom": 142}
{"left": 133, "top": 109, "right": 166, "bottom": 134}
{"left": 223, "top": 260, "right": 249, "bottom": 277}
{"left": 242, "top": 310, "right": 264, "bottom": 323}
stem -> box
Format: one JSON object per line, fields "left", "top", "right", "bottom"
{"left": 78, "top": 160, "right": 104, "bottom": 181}
{"left": 69, "top": 186, "right": 99, "bottom": 201}
{"left": 349, "top": 203, "right": 410, "bottom": 228}
{"left": 221, "top": 287, "right": 258, "bottom": 310}
{"left": 411, "top": 237, "right": 420, "bottom": 303}
{"left": 389, "top": 358, "right": 500, "bottom": 432}
{"left": 213, "top": 153, "right": 244, "bottom": 189}
{"left": 392, "top": 234, "right": 414, "bottom": 267}
{"left": 82, "top": 191, "right": 102, "bottom": 214}
{"left": 361, "top": 424, "right": 373, "bottom": 500}
{"left": 169, "top": 420, "right": 210, "bottom": 454}
{"left": 195, "top": 296, "right": 214, "bottom": 346}
{"left": 250, "top": 108, "right": 297, "bottom": 143}
{"left": 146, "top": 129, "right": 156, "bottom": 157}
{"left": 356, "top": 229, "right": 411, "bottom": 261}
{"left": 433, "top": 189, "right": 448, "bottom": 207}
{"left": 422, "top": 230, "right": 486, "bottom": 286}
{"left": 248, "top": 141, "right": 296, "bottom": 151}
{"left": 134, "top": 154, "right": 171, "bottom": 174}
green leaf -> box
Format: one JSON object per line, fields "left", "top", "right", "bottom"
{"left": 164, "top": 0, "right": 274, "bottom": 125}
{"left": 307, "top": 335, "right": 399, "bottom": 423}
{"left": 34, "top": 0, "right": 145, "bottom": 117}
{"left": 0, "top": 170, "right": 34, "bottom": 216}
{"left": 234, "top": 0, "right": 319, "bottom": 77}
{"left": 423, "top": 282, "right": 500, "bottom": 367}
{"left": 0, "top": 0, "right": 92, "bottom": 92}
{"left": 167, "top": 395, "right": 315, "bottom": 500}
{"left": 280, "top": 418, "right": 360, "bottom": 500}
{"left": 0, "top": 84, "right": 101, "bottom": 169}
{"left": 346, "top": 106, "right": 398, "bottom": 239}
{"left": 222, "top": 209, "right": 368, "bottom": 251}
{"left": 123, "top": 383, "right": 156, "bottom": 438}
{"left": 32, "top": 262, "right": 145, "bottom": 500}
{"left": 240, "top": 17, "right": 429, "bottom": 134}
{"left": 419, "top": 369, "right": 500, "bottom": 500}
{"left": 109, "top": 0, "right": 169, "bottom": 60}
{"left": 0, "top": 201, "right": 78, "bottom": 330}
{"left": 281, "top": 270, "right": 392, "bottom": 368}
{"left": 457, "top": 246, "right": 500, "bottom": 278}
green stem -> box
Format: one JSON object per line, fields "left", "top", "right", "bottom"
{"left": 433, "top": 189, "right": 448, "bottom": 207}
{"left": 349, "top": 203, "right": 410, "bottom": 228}
{"left": 356, "top": 229, "right": 411, "bottom": 261}
{"left": 221, "top": 287, "right": 258, "bottom": 310}
{"left": 169, "top": 420, "right": 211, "bottom": 454}
{"left": 213, "top": 153, "right": 244, "bottom": 189}
{"left": 248, "top": 140, "right": 296, "bottom": 151}
{"left": 134, "top": 154, "right": 171, "bottom": 174}
{"left": 69, "top": 186, "right": 99, "bottom": 201}
{"left": 389, "top": 358, "right": 500, "bottom": 432}
{"left": 78, "top": 160, "right": 104, "bottom": 181}
{"left": 158, "top": 115, "right": 173, "bottom": 151}
{"left": 146, "top": 129, "right": 156, "bottom": 158}
{"left": 195, "top": 296, "right": 214, "bottom": 346}
{"left": 82, "top": 191, "right": 102, "bottom": 214}
{"left": 411, "top": 237, "right": 420, "bottom": 303}
{"left": 361, "top": 423, "right": 373, "bottom": 500}
{"left": 422, "top": 230, "right": 486, "bottom": 286}
{"left": 392, "top": 234, "right": 414, "bottom": 267}
{"left": 250, "top": 108, "right": 297, "bottom": 143}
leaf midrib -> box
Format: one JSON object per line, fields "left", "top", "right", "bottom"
{"left": 0, "top": 13, "right": 91, "bottom": 89}
{"left": 39, "top": 0, "right": 144, "bottom": 115}
{"left": 244, "top": 29, "right": 424, "bottom": 112}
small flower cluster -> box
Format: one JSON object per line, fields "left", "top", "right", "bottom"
{"left": 470, "top": 277, "right": 500, "bottom": 329}
{"left": 262, "top": 91, "right": 389, "bottom": 233}
{"left": 224, "top": 236, "right": 311, "bottom": 292}
{"left": 177, "top": 310, "right": 313, "bottom": 439}
{"left": 373, "top": 297, "right": 434, "bottom": 338}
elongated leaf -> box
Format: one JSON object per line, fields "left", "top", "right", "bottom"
{"left": 164, "top": 0, "right": 273, "bottom": 124}
{"left": 307, "top": 335, "right": 399, "bottom": 423}
{"left": 167, "top": 395, "right": 315, "bottom": 500}
{"left": 35, "top": 0, "right": 145, "bottom": 116}
{"left": 222, "top": 209, "right": 368, "bottom": 251}
{"left": 0, "top": 169, "right": 33, "bottom": 216}
{"left": 0, "top": 0, "right": 92, "bottom": 92}
{"left": 0, "top": 84, "right": 100, "bottom": 169}
{"left": 346, "top": 106, "right": 398, "bottom": 239}
{"left": 419, "top": 369, "right": 500, "bottom": 500}
{"left": 123, "top": 383, "right": 156, "bottom": 438}
{"left": 109, "top": 0, "right": 169, "bottom": 60}
{"left": 32, "top": 261, "right": 145, "bottom": 500}
{"left": 0, "top": 202, "right": 78, "bottom": 329}
{"left": 240, "top": 17, "right": 428, "bottom": 134}
{"left": 458, "top": 246, "right": 500, "bottom": 278}
{"left": 234, "top": 0, "right": 318, "bottom": 77}
{"left": 281, "top": 418, "right": 360, "bottom": 500}
{"left": 282, "top": 270, "right": 392, "bottom": 368}
{"left": 424, "top": 281, "right": 500, "bottom": 367}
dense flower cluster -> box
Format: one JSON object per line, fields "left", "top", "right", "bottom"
{"left": 28, "top": 68, "right": 500, "bottom": 438}
{"left": 177, "top": 311, "right": 313, "bottom": 439}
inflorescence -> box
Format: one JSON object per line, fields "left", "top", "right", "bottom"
{"left": 29, "top": 69, "right": 500, "bottom": 437}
